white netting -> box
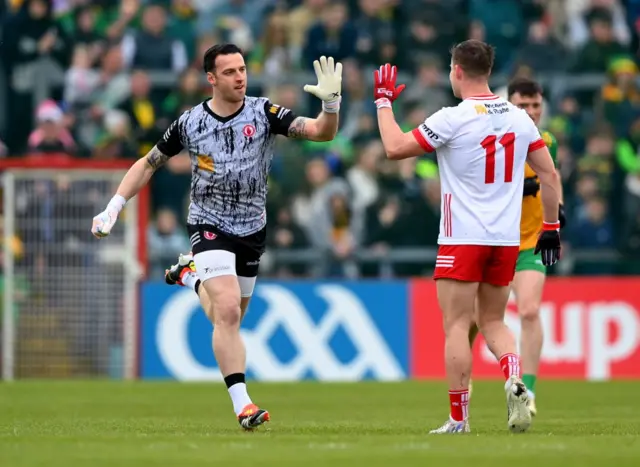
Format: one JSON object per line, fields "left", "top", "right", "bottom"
{"left": 2, "top": 169, "right": 141, "bottom": 379}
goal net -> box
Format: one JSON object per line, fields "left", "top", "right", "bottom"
{"left": 1, "top": 155, "right": 148, "bottom": 380}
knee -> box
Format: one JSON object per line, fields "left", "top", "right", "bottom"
{"left": 212, "top": 296, "right": 241, "bottom": 327}
{"left": 518, "top": 300, "right": 541, "bottom": 322}
{"left": 444, "top": 316, "right": 472, "bottom": 337}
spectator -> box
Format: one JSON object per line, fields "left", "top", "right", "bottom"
{"left": 566, "top": 0, "right": 631, "bottom": 49}
{"left": 512, "top": 20, "right": 566, "bottom": 73}
{"left": 3, "top": 0, "right": 72, "bottom": 153}
{"left": 27, "top": 100, "right": 76, "bottom": 154}
{"left": 346, "top": 139, "right": 384, "bottom": 213}
{"left": 292, "top": 158, "right": 361, "bottom": 276}
{"left": 117, "top": 70, "right": 167, "bottom": 158}
{"left": 402, "top": 55, "right": 452, "bottom": 117}
{"left": 568, "top": 197, "right": 616, "bottom": 274}
{"left": 303, "top": 1, "right": 357, "bottom": 72}
{"left": 597, "top": 56, "right": 640, "bottom": 136}
{"left": 267, "top": 206, "right": 310, "bottom": 276}
{"left": 469, "top": 0, "right": 526, "bottom": 72}
{"left": 121, "top": 3, "right": 188, "bottom": 73}
{"left": 252, "top": 9, "right": 292, "bottom": 80}
{"left": 161, "top": 68, "right": 208, "bottom": 120}
{"left": 287, "top": 0, "right": 328, "bottom": 66}
{"left": 92, "top": 110, "right": 139, "bottom": 160}
{"left": 570, "top": 9, "right": 628, "bottom": 73}
{"left": 353, "top": 0, "right": 397, "bottom": 66}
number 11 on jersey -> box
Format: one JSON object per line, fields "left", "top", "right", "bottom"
{"left": 481, "top": 132, "right": 515, "bottom": 184}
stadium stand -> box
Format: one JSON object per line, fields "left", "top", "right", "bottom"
{"left": 1, "top": 0, "right": 640, "bottom": 282}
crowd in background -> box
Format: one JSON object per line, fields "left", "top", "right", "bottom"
{"left": 1, "top": 0, "right": 640, "bottom": 279}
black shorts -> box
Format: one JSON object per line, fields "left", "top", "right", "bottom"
{"left": 187, "top": 224, "right": 266, "bottom": 277}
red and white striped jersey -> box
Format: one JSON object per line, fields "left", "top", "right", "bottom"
{"left": 412, "top": 94, "right": 545, "bottom": 246}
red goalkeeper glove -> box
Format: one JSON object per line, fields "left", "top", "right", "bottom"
{"left": 373, "top": 63, "right": 406, "bottom": 109}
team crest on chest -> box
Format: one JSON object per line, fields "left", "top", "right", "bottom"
{"left": 243, "top": 124, "right": 256, "bottom": 137}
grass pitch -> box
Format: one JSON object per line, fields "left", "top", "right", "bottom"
{"left": 1, "top": 380, "right": 639, "bottom": 466}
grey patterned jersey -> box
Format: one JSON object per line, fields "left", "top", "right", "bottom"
{"left": 157, "top": 97, "right": 296, "bottom": 237}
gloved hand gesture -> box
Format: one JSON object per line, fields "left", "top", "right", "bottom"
{"left": 304, "top": 56, "right": 342, "bottom": 112}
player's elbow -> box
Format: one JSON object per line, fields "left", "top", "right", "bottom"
{"left": 385, "top": 146, "right": 404, "bottom": 160}
{"left": 315, "top": 130, "right": 336, "bottom": 142}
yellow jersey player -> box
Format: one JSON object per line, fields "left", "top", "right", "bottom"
{"left": 469, "top": 77, "right": 564, "bottom": 416}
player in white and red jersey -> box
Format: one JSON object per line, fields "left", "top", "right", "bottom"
{"left": 373, "top": 40, "right": 561, "bottom": 434}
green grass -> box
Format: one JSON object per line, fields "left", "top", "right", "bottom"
{"left": 1, "top": 381, "right": 639, "bottom": 466}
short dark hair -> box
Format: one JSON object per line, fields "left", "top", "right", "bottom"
{"left": 508, "top": 77, "right": 543, "bottom": 99}
{"left": 203, "top": 43, "right": 243, "bottom": 73}
{"left": 451, "top": 40, "right": 495, "bottom": 78}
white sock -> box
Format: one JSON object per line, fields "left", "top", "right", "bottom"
{"left": 181, "top": 271, "right": 199, "bottom": 291}
{"left": 228, "top": 383, "right": 253, "bottom": 415}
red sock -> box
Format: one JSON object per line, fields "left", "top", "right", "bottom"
{"left": 449, "top": 390, "right": 469, "bottom": 422}
{"left": 499, "top": 353, "right": 521, "bottom": 380}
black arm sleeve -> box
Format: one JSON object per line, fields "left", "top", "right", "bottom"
{"left": 156, "top": 119, "right": 184, "bottom": 157}
{"left": 264, "top": 100, "right": 297, "bottom": 136}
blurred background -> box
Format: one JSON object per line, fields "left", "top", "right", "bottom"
{"left": 1, "top": 0, "right": 640, "bottom": 381}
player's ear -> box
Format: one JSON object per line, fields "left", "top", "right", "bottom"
{"left": 206, "top": 72, "right": 216, "bottom": 86}
{"left": 454, "top": 64, "right": 463, "bottom": 81}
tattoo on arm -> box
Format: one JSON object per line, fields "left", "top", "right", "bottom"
{"left": 288, "top": 117, "right": 309, "bottom": 139}
{"left": 146, "top": 146, "right": 170, "bottom": 171}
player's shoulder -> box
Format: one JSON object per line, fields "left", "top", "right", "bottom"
{"left": 243, "top": 96, "right": 271, "bottom": 115}
{"left": 176, "top": 101, "right": 207, "bottom": 125}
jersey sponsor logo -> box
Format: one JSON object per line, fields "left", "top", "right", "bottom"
{"left": 243, "top": 124, "right": 256, "bottom": 137}
{"left": 203, "top": 231, "right": 216, "bottom": 240}
{"left": 474, "top": 104, "right": 488, "bottom": 115}
{"left": 141, "top": 282, "right": 408, "bottom": 381}
{"left": 196, "top": 154, "right": 214, "bottom": 172}
{"left": 420, "top": 123, "right": 440, "bottom": 141}
{"left": 269, "top": 104, "right": 280, "bottom": 114}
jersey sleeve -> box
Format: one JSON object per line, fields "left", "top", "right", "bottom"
{"left": 526, "top": 121, "right": 546, "bottom": 154}
{"left": 411, "top": 107, "right": 455, "bottom": 153}
{"left": 156, "top": 118, "right": 184, "bottom": 157}
{"left": 264, "top": 100, "right": 297, "bottom": 136}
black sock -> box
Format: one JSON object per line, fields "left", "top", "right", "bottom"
{"left": 224, "top": 372, "right": 245, "bottom": 389}
{"left": 194, "top": 279, "right": 201, "bottom": 295}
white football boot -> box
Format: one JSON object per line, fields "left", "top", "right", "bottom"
{"left": 505, "top": 375, "right": 532, "bottom": 433}
{"left": 429, "top": 417, "right": 470, "bottom": 434}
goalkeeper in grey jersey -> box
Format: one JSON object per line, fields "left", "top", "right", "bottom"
{"left": 91, "top": 43, "right": 343, "bottom": 430}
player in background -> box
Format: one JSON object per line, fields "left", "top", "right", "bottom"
{"left": 373, "top": 40, "right": 562, "bottom": 434}
{"left": 468, "top": 77, "right": 564, "bottom": 417}
{"left": 90, "top": 43, "right": 343, "bottom": 430}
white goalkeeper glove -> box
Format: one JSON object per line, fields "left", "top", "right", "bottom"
{"left": 303, "top": 56, "right": 342, "bottom": 113}
{"left": 91, "top": 194, "right": 126, "bottom": 238}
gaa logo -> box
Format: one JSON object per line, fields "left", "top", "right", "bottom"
{"left": 203, "top": 231, "right": 216, "bottom": 240}
{"left": 243, "top": 124, "right": 256, "bottom": 137}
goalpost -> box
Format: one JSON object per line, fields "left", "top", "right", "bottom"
{"left": 1, "top": 155, "right": 149, "bottom": 380}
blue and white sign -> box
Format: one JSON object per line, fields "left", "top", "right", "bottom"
{"left": 141, "top": 281, "right": 409, "bottom": 381}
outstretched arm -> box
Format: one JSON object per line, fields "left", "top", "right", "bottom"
{"left": 91, "top": 119, "right": 184, "bottom": 238}
{"left": 373, "top": 64, "right": 452, "bottom": 160}
{"left": 287, "top": 113, "right": 339, "bottom": 141}
{"left": 288, "top": 55, "right": 342, "bottom": 142}
{"left": 377, "top": 107, "right": 429, "bottom": 160}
